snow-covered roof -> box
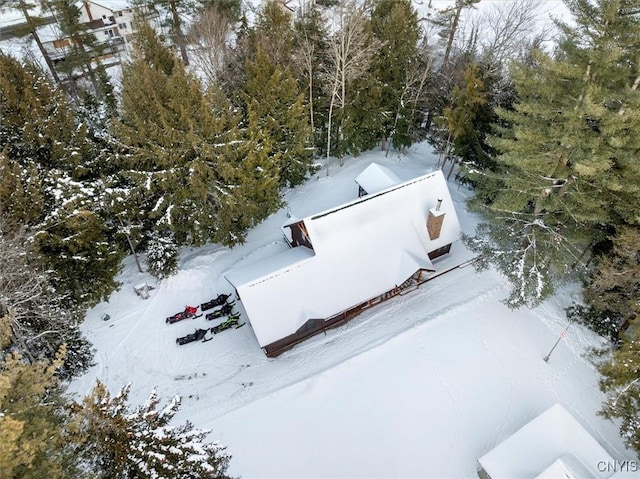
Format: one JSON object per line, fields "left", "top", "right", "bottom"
{"left": 478, "top": 403, "right": 614, "bottom": 479}
{"left": 83, "top": 0, "right": 133, "bottom": 12}
{"left": 226, "top": 168, "right": 459, "bottom": 348}
{"left": 226, "top": 246, "right": 315, "bottom": 289}
{"left": 355, "top": 162, "right": 401, "bottom": 195}
{"left": 535, "top": 455, "right": 595, "bottom": 479}
{"left": 36, "top": 23, "right": 63, "bottom": 43}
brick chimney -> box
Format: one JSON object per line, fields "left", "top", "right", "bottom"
{"left": 427, "top": 198, "right": 445, "bottom": 240}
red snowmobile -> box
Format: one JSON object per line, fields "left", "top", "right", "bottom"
{"left": 165, "top": 306, "right": 201, "bottom": 324}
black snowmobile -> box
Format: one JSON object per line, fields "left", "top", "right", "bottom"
{"left": 166, "top": 306, "right": 201, "bottom": 324}
{"left": 212, "top": 313, "right": 244, "bottom": 334}
{"left": 176, "top": 328, "right": 210, "bottom": 345}
{"left": 200, "top": 293, "right": 231, "bottom": 312}
{"left": 205, "top": 301, "right": 235, "bottom": 321}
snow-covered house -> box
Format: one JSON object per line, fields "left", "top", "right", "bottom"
{"left": 226, "top": 166, "right": 460, "bottom": 356}
{"left": 40, "top": 1, "right": 157, "bottom": 63}
{"left": 478, "top": 403, "right": 615, "bottom": 479}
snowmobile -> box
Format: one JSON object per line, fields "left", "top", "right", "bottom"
{"left": 205, "top": 301, "right": 235, "bottom": 321}
{"left": 165, "top": 306, "right": 201, "bottom": 324}
{"left": 211, "top": 313, "right": 244, "bottom": 334}
{"left": 176, "top": 328, "right": 210, "bottom": 345}
{"left": 200, "top": 293, "right": 231, "bottom": 312}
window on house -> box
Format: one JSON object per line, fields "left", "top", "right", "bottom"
{"left": 118, "top": 11, "right": 123, "bottom": 16}
{"left": 428, "top": 244, "right": 452, "bottom": 260}
{"left": 288, "top": 221, "right": 313, "bottom": 250}
{"left": 53, "top": 39, "right": 70, "bottom": 48}
{"left": 119, "top": 23, "right": 127, "bottom": 29}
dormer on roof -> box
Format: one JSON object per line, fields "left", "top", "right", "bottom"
{"left": 355, "top": 162, "right": 401, "bottom": 197}
{"left": 282, "top": 216, "right": 313, "bottom": 250}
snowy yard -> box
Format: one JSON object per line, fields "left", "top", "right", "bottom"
{"left": 69, "top": 142, "right": 636, "bottom": 478}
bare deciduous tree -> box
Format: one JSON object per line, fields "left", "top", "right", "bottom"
{"left": 0, "top": 223, "right": 45, "bottom": 361}
{"left": 296, "top": 28, "right": 318, "bottom": 136}
{"left": 188, "top": 6, "right": 232, "bottom": 85}
{"left": 323, "top": 0, "right": 379, "bottom": 170}
{"left": 0, "top": 215, "right": 90, "bottom": 376}
{"left": 468, "top": 0, "right": 553, "bottom": 72}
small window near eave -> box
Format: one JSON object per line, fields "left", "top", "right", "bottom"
{"left": 289, "top": 222, "right": 313, "bottom": 250}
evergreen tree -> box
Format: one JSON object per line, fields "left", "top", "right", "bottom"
{"left": 423, "top": 0, "right": 480, "bottom": 134}
{"left": 0, "top": 316, "right": 76, "bottom": 478}
{"left": 466, "top": 0, "right": 640, "bottom": 307}
{"left": 251, "top": 0, "right": 296, "bottom": 70}
{"left": 0, "top": 53, "right": 123, "bottom": 308}
{"left": 114, "top": 22, "right": 281, "bottom": 261}
{"left": 600, "top": 319, "right": 640, "bottom": 454}
{"left": 244, "top": 47, "right": 313, "bottom": 187}
{"left": 586, "top": 227, "right": 640, "bottom": 331}
{"left": 67, "top": 381, "right": 232, "bottom": 479}
{"left": 34, "top": 199, "right": 123, "bottom": 307}
{"left": 227, "top": 109, "right": 282, "bottom": 230}
{"left": 570, "top": 226, "right": 640, "bottom": 339}
{"left": 442, "top": 62, "right": 491, "bottom": 178}
{"left": 146, "top": 229, "right": 179, "bottom": 278}
{"left": 367, "top": 0, "right": 421, "bottom": 151}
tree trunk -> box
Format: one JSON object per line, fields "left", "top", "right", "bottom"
{"left": 326, "top": 86, "right": 336, "bottom": 176}
{"left": 339, "top": 57, "right": 346, "bottom": 167}
{"left": 308, "top": 73, "right": 314, "bottom": 135}
{"left": 447, "top": 156, "right": 457, "bottom": 180}
{"left": 169, "top": 0, "right": 189, "bottom": 66}
{"left": 19, "top": 0, "right": 60, "bottom": 84}
{"left": 443, "top": 2, "right": 463, "bottom": 68}
{"left": 118, "top": 216, "right": 143, "bottom": 273}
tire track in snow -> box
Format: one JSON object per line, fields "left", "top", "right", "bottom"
{"left": 108, "top": 286, "right": 161, "bottom": 359}
{"left": 468, "top": 281, "right": 519, "bottom": 445}
{"left": 202, "top": 277, "right": 506, "bottom": 420}
{"left": 478, "top": 310, "right": 517, "bottom": 446}
{"left": 419, "top": 341, "right": 461, "bottom": 468}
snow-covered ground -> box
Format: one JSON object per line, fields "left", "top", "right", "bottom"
{"left": 69, "top": 142, "right": 637, "bottom": 478}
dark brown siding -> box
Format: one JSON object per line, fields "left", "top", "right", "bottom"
{"left": 263, "top": 268, "right": 433, "bottom": 357}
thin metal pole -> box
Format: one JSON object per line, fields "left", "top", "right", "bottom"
{"left": 544, "top": 325, "right": 570, "bottom": 363}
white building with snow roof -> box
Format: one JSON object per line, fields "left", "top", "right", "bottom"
{"left": 478, "top": 403, "right": 616, "bottom": 479}
{"left": 226, "top": 166, "right": 460, "bottom": 356}
{"left": 38, "top": 1, "right": 158, "bottom": 64}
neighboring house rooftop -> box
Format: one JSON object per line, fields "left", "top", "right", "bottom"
{"left": 226, "top": 166, "right": 460, "bottom": 354}
{"left": 36, "top": 23, "right": 64, "bottom": 43}
{"left": 76, "top": 0, "right": 133, "bottom": 12}
{"left": 478, "top": 403, "right": 615, "bottom": 479}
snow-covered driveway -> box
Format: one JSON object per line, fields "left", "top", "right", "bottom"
{"left": 70, "top": 142, "right": 636, "bottom": 478}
